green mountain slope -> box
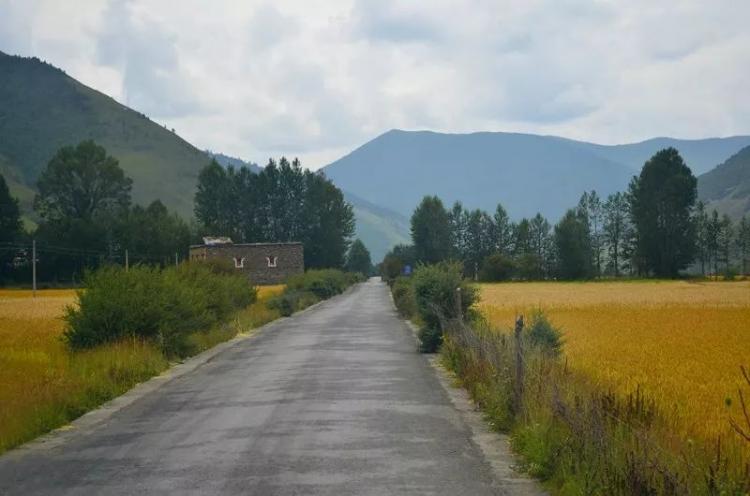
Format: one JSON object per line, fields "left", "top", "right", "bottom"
{"left": 0, "top": 51, "right": 211, "bottom": 219}
{"left": 343, "top": 192, "right": 410, "bottom": 262}
{"left": 698, "top": 145, "right": 750, "bottom": 218}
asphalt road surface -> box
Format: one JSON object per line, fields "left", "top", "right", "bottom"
{"left": 0, "top": 279, "right": 509, "bottom": 495}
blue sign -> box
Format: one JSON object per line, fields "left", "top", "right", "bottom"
{"left": 403, "top": 264, "right": 412, "bottom": 276}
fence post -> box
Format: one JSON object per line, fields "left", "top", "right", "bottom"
{"left": 125, "top": 249, "right": 129, "bottom": 271}
{"left": 455, "top": 287, "right": 463, "bottom": 323}
{"left": 514, "top": 314, "right": 524, "bottom": 414}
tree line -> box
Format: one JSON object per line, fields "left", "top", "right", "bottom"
{"left": 193, "top": 157, "right": 357, "bottom": 270}
{"left": 1, "top": 140, "right": 368, "bottom": 285}
{"left": 383, "top": 148, "right": 750, "bottom": 281}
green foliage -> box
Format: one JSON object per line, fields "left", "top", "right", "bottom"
{"left": 411, "top": 195, "right": 452, "bottom": 265}
{"left": 268, "top": 269, "right": 362, "bottom": 316}
{"left": 34, "top": 140, "right": 132, "bottom": 222}
{"left": 391, "top": 276, "right": 416, "bottom": 317}
{"left": 525, "top": 310, "right": 563, "bottom": 356}
{"left": 380, "top": 244, "right": 416, "bottom": 284}
{"left": 629, "top": 148, "right": 697, "bottom": 277}
{"left": 194, "top": 157, "right": 355, "bottom": 269}
{"left": 63, "top": 263, "right": 256, "bottom": 356}
{"left": 0, "top": 173, "right": 22, "bottom": 241}
{"left": 554, "top": 208, "right": 593, "bottom": 280}
{"left": 480, "top": 253, "right": 516, "bottom": 281}
{"left": 345, "top": 238, "right": 372, "bottom": 275}
{"left": 411, "top": 261, "right": 477, "bottom": 352}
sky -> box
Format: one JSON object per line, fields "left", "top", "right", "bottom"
{"left": 1, "top": 0, "right": 749, "bottom": 169}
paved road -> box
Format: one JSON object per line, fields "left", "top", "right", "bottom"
{"left": 0, "top": 279, "right": 505, "bottom": 495}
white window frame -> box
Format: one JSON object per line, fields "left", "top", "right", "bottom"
{"left": 233, "top": 257, "right": 246, "bottom": 269}
{"left": 266, "top": 255, "right": 277, "bottom": 268}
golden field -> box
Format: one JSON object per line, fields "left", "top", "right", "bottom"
{"left": 478, "top": 280, "right": 750, "bottom": 442}
{"left": 0, "top": 285, "right": 285, "bottom": 454}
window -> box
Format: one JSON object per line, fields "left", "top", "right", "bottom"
{"left": 266, "top": 256, "right": 277, "bottom": 268}
{"left": 233, "top": 257, "right": 245, "bottom": 268}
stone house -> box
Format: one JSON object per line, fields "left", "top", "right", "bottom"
{"left": 189, "top": 237, "right": 304, "bottom": 285}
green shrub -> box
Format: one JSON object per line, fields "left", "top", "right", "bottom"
{"left": 480, "top": 253, "right": 516, "bottom": 281}
{"left": 525, "top": 310, "right": 563, "bottom": 356}
{"left": 412, "top": 261, "right": 478, "bottom": 352}
{"left": 268, "top": 269, "right": 362, "bottom": 317}
{"left": 286, "top": 269, "right": 354, "bottom": 299}
{"left": 64, "top": 263, "right": 256, "bottom": 356}
{"left": 391, "top": 276, "right": 416, "bottom": 317}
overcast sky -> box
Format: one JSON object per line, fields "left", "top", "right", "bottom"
{"left": 2, "top": 0, "right": 749, "bottom": 169}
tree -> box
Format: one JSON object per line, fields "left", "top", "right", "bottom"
{"left": 345, "top": 239, "right": 372, "bottom": 275}
{"left": 693, "top": 201, "right": 710, "bottom": 276}
{"left": 34, "top": 140, "right": 132, "bottom": 222}
{"left": 717, "top": 214, "right": 734, "bottom": 275}
{"left": 449, "top": 201, "right": 467, "bottom": 260}
{"left": 464, "top": 209, "right": 495, "bottom": 280}
{"left": 528, "top": 213, "right": 551, "bottom": 279}
{"left": 381, "top": 244, "right": 416, "bottom": 282}
{"left": 0, "top": 173, "right": 22, "bottom": 242}
{"left": 603, "top": 192, "right": 629, "bottom": 276}
{"left": 493, "top": 203, "right": 513, "bottom": 254}
{"left": 0, "top": 173, "right": 23, "bottom": 283}
{"left": 736, "top": 216, "right": 750, "bottom": 275}
{"left": 411, "top": 196, "right": 452, "bottom": 265}
{"left": 554, "top": 208, "right": 593, "bottom": 280}
{"left": 628, "top": 148, "right": 697, "bottom": 277}
{"left": 707, "top": 209, "right": 721, "bottom": 275}
{"left": 579, "top": 190, "right": 603, "bottom": 276}
{"left": 194, "top": 157, "right": 354, "bottom": 269}
{"left": 116, "top": 200, "right": 191, "bottom": 264}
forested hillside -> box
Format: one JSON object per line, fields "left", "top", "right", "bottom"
{"left": 698, "top": 145, "right": 750, "bottom": 218}
{"left": 0, "top": 51, "right": 210, "bottom": 219}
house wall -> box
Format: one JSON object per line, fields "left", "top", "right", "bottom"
{"left": 189, "top": 243, "right": 304, "bottom": 285}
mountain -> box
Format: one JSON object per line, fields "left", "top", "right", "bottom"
{"left": 698, "top": 145, "right": 750, "bottom": 218}
{"left": 343, "top": 192, "right": 410, "bottom": 262}
{"left": 206, "top": 151, "right": 261, "bottom": 173}
{"left": 563, "top": 136, "right": 750, "bottom": 176}
{"left": 322, "top": 130, "right": 750, "bottom": 220}
{"left": 0, "top": 51, "right": 211, "bottom": 219}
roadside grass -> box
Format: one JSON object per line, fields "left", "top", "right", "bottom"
{"left": 0, "top": 285, "right": 284, "bottom": 455}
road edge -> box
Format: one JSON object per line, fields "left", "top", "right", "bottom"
{"left": 2, "top": 284, "right": 361, "bottom": 459}
{"left": 402, "top": 317, "right": 547, "bottom": 496}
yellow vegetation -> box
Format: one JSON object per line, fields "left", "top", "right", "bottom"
{"left": 0, "top": 284, "right": 286, "bottom": 454}
{"left": 479, "top": 280, "right": 750, "bottom": 443}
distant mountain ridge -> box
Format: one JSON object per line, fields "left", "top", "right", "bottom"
{"left": 0, "top": 51, "right": 211, "bottom": 219}
{"left": 206, "top": 151, "right": 261, "bottom": 173}
{"left": 323, "top": 129, "right": 750, "bottom": 220}
{"left": 698, "top": 145, "right": 750, "bottom": 218}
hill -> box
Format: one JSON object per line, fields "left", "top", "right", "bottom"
{"left": 343, "top": 192, "right": 410, "bottom": 262}
{"left": 323, "top": 130, "right": 750, "bottom": 222}
{"left": 561, "top": 136, "right": 750, "bottom": 176}
{"left": 698, "top": 145, "right": 750, "bottom": 218}
{"left": 0, "top": 51, "right": 211, "bottom": 219}
{"left": 206, "top": 151, "right": 261, "bottom": 173}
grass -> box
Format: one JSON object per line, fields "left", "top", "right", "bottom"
{"left": 478, "top": 280, "right": 750, "bottom": 468}
{"left": 0, "top": 284, "right": 285, "bottom": 455}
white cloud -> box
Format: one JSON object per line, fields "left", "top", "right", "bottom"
{"left": 1, "top": 0, "right": 749, "bottom": 168}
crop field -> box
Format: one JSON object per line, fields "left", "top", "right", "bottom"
{"left": 478, "top": 280, "right": 750, "bottom": 444}
{"left": 0, "top": 285, "right": 285, "bottom": 454}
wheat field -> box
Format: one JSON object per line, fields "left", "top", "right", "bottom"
{"left": 478, "top": 280, "right": 750, "bottom": 443}
{"left": 0, "top": 285, "right": 285, "bottom": 454}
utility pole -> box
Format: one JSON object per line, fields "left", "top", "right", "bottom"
{"left": 125, "top": 249, "right": 129, "bottom": 271}
{"left": 32, "top": 239, "right": 37, "bottom": 298}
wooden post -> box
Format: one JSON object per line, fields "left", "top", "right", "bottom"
{"left": 455, "top": 287, "right": 463, "bottom": 323}
{"left": 32, "top": 239, "right": 37, "bottom": 298}
{"left": 175, "top": 252, "right": 178, "bottom": 267}
{"left": 514, "top": 314, "right": 525, "bottom": 413}
{"left": 125, "top": 249, "right": 129, "bottom": 271}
